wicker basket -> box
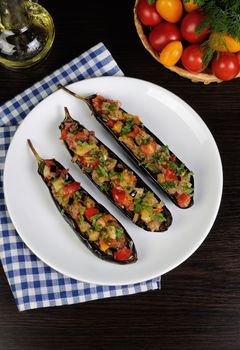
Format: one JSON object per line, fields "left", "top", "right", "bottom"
{"left": 134, "top": 0, "right": 240, "bottom": 84}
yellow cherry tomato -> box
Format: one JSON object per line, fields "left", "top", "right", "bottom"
{"left": 159, "top": 41, "right": 183, "bottom": 67}
{"left": 156, "top": 0, "right": 183, "bottom": 23}
{"left": 209, "top": 33, "right": 240, "bottom": 53}
{"left": 183, "top": 0, "right": 199, "bottom": 13}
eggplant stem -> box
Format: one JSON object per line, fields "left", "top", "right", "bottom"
{"left": 27, "top": 139, "right": 42, "bottom": 163}
{"left": 57, "top": 84, "right": 95, "bottom": 106}
{"left": 64, "top": 106, "right": 73, "bottom": 122}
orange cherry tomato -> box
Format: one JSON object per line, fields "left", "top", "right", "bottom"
{"left": 159, "top": 41, "right": 183, "bottom": 67}
{"left": 156, "top": 0, "right": 183, "bottom": 23}
{"left": 209, "top": 33, "right": 240, "bottom": 53}
{"left": 183, "top": 0, "right": 199, "bottom": 13}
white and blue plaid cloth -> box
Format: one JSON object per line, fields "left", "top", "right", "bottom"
{"left": 0, "top": 42, "right": 161, "bottom": 311}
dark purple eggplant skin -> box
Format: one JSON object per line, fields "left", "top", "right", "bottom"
{"left": 36, "top": 158, "right": 137, "bottom": 264}
{"left": 85, "top": 96, "right": 194, "bottom": 209}
{"left": 59, "top": 116, "right": 173, "bottom": 232}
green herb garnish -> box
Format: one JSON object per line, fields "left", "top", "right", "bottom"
{"left": 116, "top": 228, "right": 124, "bottom": 239}
{"left": 91, "top": 213, "right": 103, "bottom": 227}
{"left": 96, "top": 165, "right": 109, "bottom": 178}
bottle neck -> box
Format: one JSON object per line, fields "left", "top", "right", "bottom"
{"left": 0, "top": 0, "right": 29, "bottom": 31}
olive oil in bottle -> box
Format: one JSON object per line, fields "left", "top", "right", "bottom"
{"left": 0, "top": 0, "right": 55, "bottom": 69}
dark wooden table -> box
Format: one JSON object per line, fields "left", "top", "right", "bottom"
{"left": 0, "top": 1, "right": 239, "bottom": 349}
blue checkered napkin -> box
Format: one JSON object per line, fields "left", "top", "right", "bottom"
{"left": 0, "top": 42, "right": 161, "bottom": 311}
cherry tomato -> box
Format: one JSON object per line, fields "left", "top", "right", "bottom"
{"left": 112, "top": 186, "right": 126, "bottom": 205}
{"left": 137, "top": 0, "right": 162, "bottom": 26}
{"left": 183, "top": 0, "right": 199, "bottom": 13}
{"left": 181, "top": 10, "right": 210, "bottom": 44}
{"left": 85, "top": 207, "right": 100, "bottom": 221}
{"left": 149, "top": 22, "right": 181, "bottom": 52}
{"left": 114, "top": 246, "right": 133, "bottom": 262}
{"left": 237, "top": 51, "right": 240, "bottom": 66}
{"left": 64, "top": 182, "right": 81, "bottom": 195}
{"left": 156, "top": 0, "right": 183, "bottom": 23}
{"left": 181, "top": 44, "right": 206, "bottom": 73}
{"left": 211, "top": 53, "right": 240, "bottom": 81}
{"left": 209, "top": 33, "right": 240, "bottom": 53}
{"left": 159, "top": 40, "right": 183, "bottom": 67}
{"left": 176, "top": 193, "right": 191, "bottom": 208}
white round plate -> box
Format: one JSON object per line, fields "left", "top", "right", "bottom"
{"left": 3, "top": 76, "right": 223, "bottom": 285}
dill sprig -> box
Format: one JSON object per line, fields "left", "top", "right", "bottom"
{"left": 185, "top": 1, "right": 240, "bottom": 40}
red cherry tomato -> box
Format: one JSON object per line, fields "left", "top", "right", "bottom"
{"left": 181, "top": 10, "right": 210, "bottom": 44}
{"left": 114, "top": 246, "right": 133, "bottom": 262}
{"left": 181, "top": 44, "right": 206, "bottom": 73}
{"left": 149, "top": 22, "right": 181, "bottom": 52}
{"left": 211, "top": 53, "right": 240, "bottom": 81}
{"left": 176, "top": 193, "right": 191, "bottom": 208}
{"left": 64, "top": 182, "right": 81, "bottom": 195}
{"left": 84, "top": 207, "right": 100, "bottom": 221}
{"left": 137, "top": 0, "right": 162, "bottom": 27}
{"left": 237, "top": 51, "right": 240, "bottom": 66}
{"left": 112, "top": 186, "right": 126, "bottom": 205}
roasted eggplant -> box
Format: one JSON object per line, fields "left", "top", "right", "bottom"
{"left": 59, "top": 107, "right": 172, "bottom": 232}
{"left": 27, "top": 139, "right": 137, "bottom": 264}
{"left": 59, "top": 85, "right": 194, "bottom": 209}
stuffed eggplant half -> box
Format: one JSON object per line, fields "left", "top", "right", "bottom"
{"left": 27, "top": 140, "right": 137, "bottom": 264}
{"left": 59, "top": 108, "right": 172, "bottom": 232}
{"left": 58, "top": 85, "right": 194, "bottom": 209}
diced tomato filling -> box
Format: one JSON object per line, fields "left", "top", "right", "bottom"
{"left": 112, "top": 186, "right": 126, "bottom": 205}
{"left": 80, "top": 156, "right": 99, "bottom": 170}
{"left": 64, "top": 182, "right": 81, "bottom": 195}
{"left": 106, "top": 120, "right": 116, "bottom": 128}
{"left": 84, "top": 207, "right": 100, "bottom": 221}
{"left": 139, "top": 143, "right": 156, "bottom": 156}
{"left": 164, "top": 168, "right": 178, "bottom": 182}
{"left": 114, "top": 246, "right": 133, "bottom": 262}
{"left": 176, "top": 193, "right": 191, "bottom": 208}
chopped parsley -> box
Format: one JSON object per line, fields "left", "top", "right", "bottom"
{"left": 153, "top": 213, "right": 166, "bottom": 222}
{"left": 99, "top": 183, "right": 111, "bottom": 191}
{"left": 116, "top": 228, "right": 124, "bottom": 239}
{"left": 91, "top": 213, "right": 103, "bottom": 227}
{"left": 161, "top": 181, "right": 177, "bottom": 190}
{"left": 161, "top": 145, "right": 170, "bottom": 156}
{"left": 120, "top": 124, "right": 132, "bottom": 136}
{"left": 96, "top": 165, "right": 108, "bottom": 178}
